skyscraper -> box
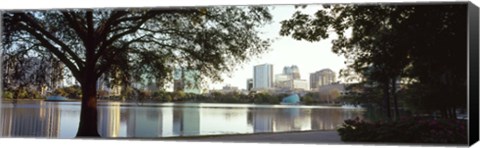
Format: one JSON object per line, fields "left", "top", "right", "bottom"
{"left": 246, "top": 78, "right": 253, "bottom": 91}
{"left": 253, "top": 64, "right": 273, "bottom": 90}
{"left": 283, "top": 65, "right": 301, "bottom": 80}
{"left": 173, "top": 68, "right": 202, "bottom": 94}
{"left": 310, "top": 68, "right": 336, "bottom": 90}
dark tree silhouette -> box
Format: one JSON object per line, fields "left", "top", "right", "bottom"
{"left": 2, "top": 7, "right": 272, "bottom": 137}
{"left": 280, "top": 3, "right": 467, "bottom": 120}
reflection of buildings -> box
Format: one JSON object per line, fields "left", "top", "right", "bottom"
{"left": 199, "top": 107, "right": 251, "bottom": 135}
{"left": 1, "top": 102, "right": 61, "bottom": 137}
{"left": 310, "top": 69, "right": 336, "bottom": 90}
{"left": 98, "top": 102, "right": 121, "bottom": 137}
{"left": 251, "top": 108, "right": 274, "bottom": 132}
{"left": 249, "top": 108, "right": 312, "bottom": 133}
{"left": 181, "top": 107, "right": 200, "bottom": 136}
{"left": 310, "top": 109, "right": 363, "bottom": 130}
{"left": 273, "top": 108, "right": 311, "bottom": 132}
{"left": 253, "top": 64, "right": 273, "bottom": 90}
{"left": 172, "top": 107, "right": 201, "bottom": 136}
{"left": 126, "top": 107, "right": 163, "bottom": 137}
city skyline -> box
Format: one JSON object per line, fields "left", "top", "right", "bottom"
{"left": 209, "top": 5, "right": 348, "bottom": 90}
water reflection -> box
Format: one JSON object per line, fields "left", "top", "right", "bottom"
{"left": 1, "top": 101, "right": 61, "bottom": 137}
{"left": 0, "top": 101, "right": 364, "bottom": 138}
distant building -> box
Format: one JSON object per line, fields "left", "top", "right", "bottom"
{"left": 283, "top": 65, "right": 301, "bottom": 80}
{"left": 253, "top": 64, "right": 273, "bottom": 90}
{"left": 246, "top": 78, "right": 253, "bottom": 91}
{"left": 221, "top": 84, "right": 239, "bottom": 93}
{"left": 2, "top": 57, "right": 64, "bottom": 95}
{"left": 310, "top": 69, "right": 336, "bottom": 90}
{"left": 277, "top": 79, "right": 309, "bottom": 91}
{"left": 273, "top": 65, "right": 307, "bottom": 91}
{"left": 97, "top": 74, "right": 123, "bottom": 97}
{"left": 275, "top": 73, "right": 291, "bottom": 83}
{"left": 173, "top": 68, "right": 202, "bottom": 94}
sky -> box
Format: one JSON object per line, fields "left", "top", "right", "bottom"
{"left": 209, "top": 5, "right": 348, "bottom": 90}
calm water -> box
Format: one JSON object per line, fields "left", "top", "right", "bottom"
{"left": 0, "top": 101, "right": 364, "bottom": 138}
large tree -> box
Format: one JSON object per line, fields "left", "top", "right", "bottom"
{"left": 2, "top": 7, "right": 272, "bottom": 137}
{"left": 280, "top": 3, "right": 467, "bottom": 119}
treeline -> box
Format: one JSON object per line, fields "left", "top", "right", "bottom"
{"left": 2, "top": 85, "right": 83, "bottom": 100}
{"left": 97, "top": 90, "right": 293, "bottom": 104}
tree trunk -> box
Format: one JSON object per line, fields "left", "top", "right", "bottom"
{"left": 76, "top": 75, "right": 100, "bottom": 137}
{"left": 76, "top": 43, "right": 100, "bottom": 137}
{"left": 391, "top": 78, "right": 400, "bottom": 120}
{"left": 383, "top": 81, "right": 391, "bottom": 120}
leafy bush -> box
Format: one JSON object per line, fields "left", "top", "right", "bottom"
{"left": 30, "top": 91, "right": 42, "bottom": 99}
{"left": 17, "top": 89, "right": 29, "bottom": 99}
{"left": 3, "top": 91, "right": 14, "bottom": 99}
{"left": 337, "top": 117, "right": 467, "bottom": 144}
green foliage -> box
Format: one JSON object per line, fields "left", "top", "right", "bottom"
{"left": 337, "top": 117, "right": 467, "bottom": 144}
{"left": 3, "top": 7, "right": 273, "bottom": 91}
{"left": 2, "top": 91, "right": 14, "bottom": 99}
{"left": 302, "top": 95, "right": 314, "bottom": 105}
{"left": 280, "top": 4, "right": 467, "bottom": 119}
{"left": 53, "top": 85, "right": 82, "bottom": 99}
{"left": 16, "top": 89, "right": 29, "bottom": 99}
{"left": 3, "top": 6, "right": 273, "bottom": 137}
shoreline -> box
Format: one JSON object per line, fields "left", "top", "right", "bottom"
{"left": 104, "top": 130, "right": 344, "bottom": 144}
{"left": 0, "top": 99, "right": 354, "bottom": 108}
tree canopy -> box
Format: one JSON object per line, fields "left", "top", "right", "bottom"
{"left": 2, "top": 6, "right": 273, "bottom": 137}
{"left": 3, "top": 7, "right": 272, "bottom": 89}
{"left": 280, "top": 4, "right": 467, "bottom": 119}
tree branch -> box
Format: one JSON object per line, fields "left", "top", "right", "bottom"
{"left": 18, "top": 13, "right": 85, "bottom": 70}
{"left": 61, "top": 11, "right": 88, "bottom": 44}
{"left": 20, "top": 24, "right": 83, "bottom": 82}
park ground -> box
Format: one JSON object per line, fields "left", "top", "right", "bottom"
{"left": 114, "top": 130, "right": 344, "bottom": 144}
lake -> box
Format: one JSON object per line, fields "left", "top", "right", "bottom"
{"left": 0, "top": 100, "right": 364, "bottom": 138}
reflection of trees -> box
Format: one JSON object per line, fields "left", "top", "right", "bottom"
{"left": 311, "top": 109, "right": 340, "bottom": 130}
{"left": 310, "top": 109, "right": 363, "bottom": 130}
{"left": 1, "top": 102, "right": 61, "bottom": 137}
{"left": 250, "top": 108, "right": 274, "bottom": 133}
{"left": 273, "top": 108, "right": 312, "bottom": 132}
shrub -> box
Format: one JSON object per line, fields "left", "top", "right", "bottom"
{"left": 3, "top": 91, "right": 14, "bottom": 99}
{"left": 337, "top": 117, "right": 467, "bottom": 144}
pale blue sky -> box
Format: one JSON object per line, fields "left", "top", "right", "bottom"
{"left": 209, "top": 5, "right": 348, "bottom": 90}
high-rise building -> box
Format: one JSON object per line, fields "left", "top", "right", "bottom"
{"left": 253, "top": 64, "right": 273, "bottom": 90}
{"left": 173, "top": 68, "right": 202, "bottom": 94}
{"left": 277, "top": 79, "right": 309, "bottom": 91}
{"left": 310, "top": 68, "right": 336, "bottom": 90}
{"left": 283, "top": 65, "right": 301, "bottom": 80}
{"left": 246, "top": 78, "right": 253, "bottom": 91}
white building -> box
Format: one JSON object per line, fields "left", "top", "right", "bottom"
{"left": 277, "top": 79, "right": 309, "bottom": 91}
{"left": 253, "top": 64, "right": 273, "bottom": 90}
{"left": 275, "top": 74, "right": 290, "bottom": 83}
